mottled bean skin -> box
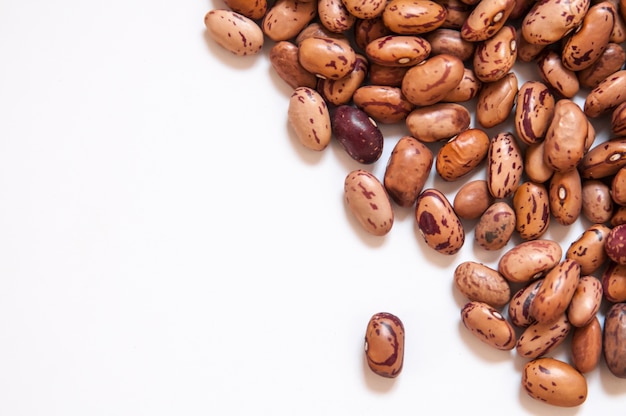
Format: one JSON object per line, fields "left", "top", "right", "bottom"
{"left": 441, "top": 68, "right": 482, "bottom": 102}
{"left": 524, "top": 142, "right": 554, "bottom": 183}
{"left": 401, "top": 53, "right": 465, "bottom": 106}
{"left": 577, "top": 43, "right": 626, "bottom": 88}
{"left": 579, "top": 138, "right": 626, "bottom": 179}
{"left": 516, "top": 313, "right": 572, "bottom": 359}
{"left": 581, "top": 179, "right": 614, "bottom": 224}
{"left": 343, "top": 0, "right": 387, "bottom": 19}
{"left": 584, "top": 70, "right": 626, "bottom": 118}
{"left": 603, "top": 302, "right": 626, "bottom": 378}
{"left": 365, "top": 35, "right": 431, "bottom": 67}
{"left": 602, "top": 261, "right": 626, "bottom": 302}
{"left": 474, "top": 201, "right": 516, "bottom": 251}
{"left": 461, "top": 301, "right": 517, "bottom": 350}
{"left": 460, "top": 0, "right": 516, "bottom": 41}
{"left": 543, "top": 99, "right": 588, "bottom": 172}
{"left": 425, "top": 28, "right": 475, "bottom": 61}
{"left": 612, "top": 102, "right": 626, "bottom": 137}
{"left": 567, "top": 276, "right": 603, "bottom": 328}
{"left": 531, "top": 259, "right": 581, "bottom": 324}
{"left": 566, "top": 223, "right": 611, "bottom": 275}
{"left": 352, "top": 85, "right": 415, "bottom": 124}
{"left": 508, "top": 279, "right": 543, "bottom": 328}
{"left": 487, "top": 132, "right": 523, "bottom": 199}
{"left": 332, "top": 105, "right": 384, "bottom": 164}
{"left": 269, "top": 41, "right": 318, "bottom": 89}
{"left": 298, "top": 37, "right": 357, "bottom": 80}
{"left": 571, "top": 316, "right": 603, "bottom": 373}
{"left": 472, "top": 25, "right": 518, "bottom": 83}
{"left": 262, "top": 0, "right": 318, "bottom": 41}
{"left": 318, "top": 54, "right": 368, "bottom": 105}
{"left": 549, "top": 169, "right": 583, "bottom": 226}
{"left": 521, "top": 0, "right": 590, "bottom": 45}
{"left": 364, "top": 312, "right": 404, "bottom": 378}
{"left": 605, "top": 223, "right": 626, "bottom": 264}
{"left": 436, "top": 128, "right": 489, "bottom": 181}
{"left": 382, "top": 0, "right": 448, "bottom": 35}
{"left": 368, "top": 63, "right": 409, "bottom": 87}
{"left": 204, "top": 9, "right": 265, "bottom": 56}
{"left": 453, "top": 179, "right": 494, "bottom": 220}
{"left": 536, "top": 50, "right": 580, "bottom": 98}
{"left": 353, "top": 16, "right": 392, "bottom": 50}
{"left": 318, "top": 0, "right": 356, "bottom": 33}
{"left": 383, "top": 136, "right": 433, "bottom": 207}
{"left": 476, "top": 72, "right": 518, "bottom": 128}
{"left": 344, "top": 169, "right": 394, "bottom": 236}
{"left": 415, "top": 188, "right": 465, "bottom": 255}
{"left": 522, "top": 357, "right": 587, "bottom": 407}
{"left": 438, "top": 0, "right": 472, "bottom": 29}
{"left": 406, "top": 103, "right": 471, "bottom": 143}
{"left": 514, "top": 80, "right": 555, "bottom": 145}
{"left": 287, "top": 87, "right": 332, "bottom": 151}
{"left": 454, "top": 261, "right": 511, "bottom": 307}
{"left": 514, "top": 181, "right": 551, "bottom": 241}
{"left": 224, "top": 0, "right": 268, "bottom": 19}
{"left": 498, "top": 239, "right": 563, "bottom": 283}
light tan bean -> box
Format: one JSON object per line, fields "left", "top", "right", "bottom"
{"left": 401, "top": 54, "right": 465, "bottom": 106}
{"left": 508, "top": 279, "right": 543, "bottom": 328}
{"left": 204, "top": 9, "right": 264, "bottom": 56}
{"left": 344, "top": 170, "right": 394, "bottom": 236}
{"left": 581, "top": 179, "right": 614, "bottom": 223}
{"left": 543, "top": 99, "right": 588, "bottom": 172}
{"left": 453, "top": 180, "right": 494, "bottom": 220}
{"left": 513, "top": 181, "right": 551, "bottom": 241}
{"left": 487, "top": 132, "right": 523, "bottom": 199}
{"left": 530, "top": 258, "right": 581, "bottom": 324}
{"left": 454, "top": 261, "right": 511, "bottom": 307}
{"left": 269, "top": 41, "right": 318, "bottom": 89}
{"left": 318, "top": 0, "right": 356, "bottom": 33}
{"left": 516, "top": 314, "right": 572, "bottom": 359}
{"left": 603, "top": 302, "right": 626, "bottom": 378}
{"left": 577, "top": 42, "right": 626, "bottom": 88}
{"left": 584, "top": 69, "right": 626, "bottom": 118}
{"left": 262, "top": 0, "right": 317, "bottom": 41}
{"left": 476, "top": 72, "right": 518, "bottom": 128}
{"left": 579, "top": 138, "right": 626, "bottom": 179}
{"left": 514, "top": 80, "right": 556, "bottom": 145}
{"left": 352, "top": 85, "right": 415, "bottom": 124}
{"left": 415, "top": 188, "right": 465, "bottom": 255}
{"left": 298, "top": 37, "right": 357, "bottom": 79}
{"left": 524, "top": 142, "right": 554, "bottom": 183}
{"left": 318, "top": 55, "right": 368, "bottom": 105}
{"left": 406, "top": 103, "right": 471, "bottom": 143}
{"left": 382, "top": 0, "right": 448, "bottom": 35}
{"left": 474, "top": 201, "right": 516, "bottom": 250}
{"left": 460, "top": 0, "right": 516, "bottom": 41}
{"left": 461, "top": 301, "right": 517, "bottom": 350}
{"left": 549, "top": 169, "right": 583, "bottom": 226}
{"left": 522, "top": 357, "right": 587, "bottom": 407}
{"left": 472, "top": 25, "right": 517, "bottom": 83}
{"left": 287, "top": 87, "right": 332, "bottom": 151}
{"left": 365, "top": 35, "right": 431, "bottom": 67}
{"left": 536, "top": 50, "right": 580, "bottom": 98}
{"left": 602, "top": 261, "right": 626, "bottom": 302}
{"left": 566, "top": 223, "right": 611, "bottom": 275}
{"left": 521, "top": 0, "right": 590, "bottom": 45}
{"left": 498, "top": 239, "right": 563, "bottom": 283}
{"left": 567, "top": 276, "right": 603, "bottom": 327}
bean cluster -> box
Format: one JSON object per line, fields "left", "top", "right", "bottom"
{"left": 204, "top": 0, "right": 626, "bottom": 408}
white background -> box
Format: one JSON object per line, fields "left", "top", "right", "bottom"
{"left": 0, "top": 1, "right": 624, "bottom": 415}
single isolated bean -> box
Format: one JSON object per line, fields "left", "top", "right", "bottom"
{"left": 287, "top": 87, "right": 332, "bottom": 151}
{"left": 364, "top": 312, "right": 405, "bottom": 378}
{"left": 344, "top": 169, "right": 394, "bottom": 236}
{"left": 522, "top": 357, "right": 587, "bottom": 407}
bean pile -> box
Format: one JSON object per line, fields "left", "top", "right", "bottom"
{"left": 204, "top": 0, "right": 626, "bottom": 408}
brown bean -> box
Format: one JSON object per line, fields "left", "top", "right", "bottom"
{"left": 472, "top": 25, "right": 517, "bottom": 83}
{"left": 332, "top": 105, "right": 384, "bottom": 164}
{"left": 262, "top": 0, "right": 317, "bottom": 41}
{"left": 474, "top": 201, "right": 516, "bottom": 250}
{"left": 613, "top": 167, "right": 626, "bottom": 206}
{"left": 352, "top": 85, "right": 415, "bottom": 124}
{"left": 611, "top": 101, "right": 626, "bottom": 137}
{"left": 561, "top": 1, "right": 615, "bottom": 71}
{"left": 441, "top": 68, "right": 482, "bottom": 102}
{"left": 521, "top": 0, "right": 590, "bottom": 45}
{"left": 318, "top": 0, "right": 356, "bottom": 33}
{"left": 566, "top": 223, "right": 611, "bottom": 275}
{"left": 536, "top": 50, "right": 580, "bottom": 98}
{"left": 581, "top": 179, "right": 614, "bottom": 223}
{"left": 602, "top": 261, "right": 626, "bottom": 302}
{"left": 383, "top": 136, "right": 433, "bottom": 207}
{"left": 577, "top": 42, "right": 626, "bottom": 88}
{"left": 287, "top": 87, "right": 332, "bottom": 151}
{"left": 567, "top": 276, "right": 603, "bottom": 327}
{"left": 549, "top": 169, "right": 583, "bottom": 226}
{"left": 513, "top": 181, "right": 551, "bottom": 241}
{"left": 415, "top": 188, "right": 465, "bottom": 255}
{"left": 365, "top": 35, "right": 431, "bottom": 67}
{"left": 368, "top": 63, "right": 409, "bottom": 87}
{"left": 318, "top": 55, "right": 368, "bottom": 105}
{"left": 406, "top": 103, "right": 471, "bottom": 143}
{"left": 543, "top": 99, "right": 588, "bottom": 172}
{"left": 204, "top": 9, "right": 265, "bottom": 56}
{"left": 584, "top": 69, "right": 626, "bottom": 118}
{"left": 498, "top": 239, "right": 563, "bottom": 283}
{"left": 487, "top": 132, "right": 524, "bottom": 199}
{"left": 461, "top": 301, "right": 517, "bottom": 350}
{"left": 401, "top": 54, "right": 465, "bottom": 106}
{"left": 612, "top": 205, "right": 626, "bottom": 226}
{"left": 460, "top": 0, "right": 516, "bottom": 41}
{"left": 571, "top": 316, "right": 603, "bottom": 373}
{"left": 508, "top": 279, "right": 543, "bottom": 328}
{"left": 454, "top": 261, "right": 511, "bottom": 307}
{"left": 364, "top": 312, "right": 404, "bottom": 378}
{"left": 524, "top": 142, "right": 554, "bottom": 183}
{"left": 522, "top": 357, "right": 587, "bottom": 407}
{"left": 295, "top": 22, "right": 350, "bottom": 46}
{"left": 476, "top": 72, "right": 518, "bottom": 128}
{"left": 514, "top": 80, "right": 556, "bottom": 146}
{"left": 298, "top": 37, "right": 357, "bottom": 80}
{"left": 223, "top": 0, "right": 268, "bottom": 19}
{"left": 516, "top": 314, "right": 572, "bottom": 359}
{"left": 382, "top": 0, "right": 448, "bottom": 35}
{"left": 425, "top": 28, "right": 475, "bottom": 61}
{"left": 579, "top": 138, "right": 626, "bottom": 179}
{"left": 344, "top": 169, "right": 394, "bottom": 236}
{"left": 343, "top": 0, "right": 386, "bottom": 19}
{"left": 353, "top": 17, "right": 392, "bottom": 51}
{"left": 435, "top": 128, "right": 490, "bottom": 181}
{"left": 453, "top": 179, "right": 494, "bottom": 220}
{"left": 603, "top": 302, "right": 626, "bottom": 378}
{"left": 530, "top": 258, "right": 581, "bottom": 324}
{"left": 269, "top": 41, "right": 318, "bottom": 89}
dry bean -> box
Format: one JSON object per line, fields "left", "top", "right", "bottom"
{"left": 344, "top": 169, "right": 394, "bottom": 236}
{"left": 454, "top": 261, "right": 511, "bottom": 307}
{"left": 342, "top": 0, "right": 386, "bottom": 19}
{"left": 571, "top": 316, "right": 603, "bottom": 373}
{"left": 441, "top": 68, "right": 482, "bottom": 102}
{"left": 474, "top": 201, "right": 516, "bottom": 250}
{"left": 382, "top": 0, "right": 448, "bottom": 35}
{"left": 522, "top": 357, "right": 587, "bottom": 407}
{"left": 287, "top": 87, "right": 332, "bottom": 151}
{"left": 612, "top": 101, "right": 626, "bottom": 137}
{"left": 516, "top": 313, "right": 572, "bottom": 359}
{"left": 508, "top": 279, "right": 543, "bottom": 328}
{"left": 565, "top": 223, "right": 611, "bottom": 275}
{"left": 262, "top": 0, "right": 317, "bottom": 41}
{"left": 472, "top": 26, "right": 517, "bottom": 83}
{"left": 498, "top": 239, "right": 563, "bottom": 283}
{"left": 383, "top": 136, "right": 433, "bottom": 208}
{"left": 605, "top": 223, "right": 626, "bottom": 264}
{"left": 332, "top": 105, "right": 384, "bottom": 164}
{"left": 602, "top": 261, "right": 626, "bottom": 302}
{"left": 425, "top": 28, "right": 475, "bottom": 61}
{"left": 406, "top": 103, "right": 471, "bottom": 143}
{"left": 603, "top": 302, "right": 626, "bottom": 378}
{"left": 435, "top": 128, "right": 489, "bottom": 181}
{"left": 524, "top": 142, "right": 554, "bottom": 183}
{"left": 584, "top": 69, "right": 626, "bottom": 118}
{"left": 567, "top": 275, "right": 603, "bottom": 327}
{"left": 476, "top": 72, "right": 518, "bottom": 128}
{"left": 579, "top": 138, "right": 626, "bottom": 179}
{"left": 513, "top": 181, "right": 551, "bottom": 241}
{"left": 577, "top": 42, "right": 626, "bottom": 88}
{"left": 364, "top": 312, "right": 404, "bottom": 378}
{"left": 353, "top": 17, "right": 392, "bottom": 51}
{"left": 487, "top": 132, "right": 523, "bottom": 199}
{"left": 460, "top": 0, "right": 516, "bottom": 41}
{"left": 514, "top": 80, "right": 555, "bottom": 146}
{"left": 453, "top": 179, "right": 494, "bottom": 220}
{"left": 521, "top": 0, "right": 590, "bottom": 45}
{"left": 298, "top": 37, "right": 357, "bottom": 80}
{"left": 461, "top": 301, "right": 517, "bottom": 350}
{"left": 269, "top": 41, "right": 318, "bottom": 89}
{"left": 438, "top": 0, "right": 472, "bottom": 29}
{"left": 368, "top": 63, "right": 409, "bottom": 87}
{"left": 365, "top": 35, "right": 431, "bottom": 67}
{"left": 318, "top": 0, "right": 356, "bottom": 33}
{"left": 318, "top": 55, "right": 368, "bottom": 105}
{"left": 401, "top": 54, "right": 465, "bottom": 106}
{"left": 352, "top": 85, "right": 415, "bottom": 124}
{"left": 223, "top": 0, "right": 268, "bottom": 19}
{"left": 536, "top": 50, "right": 580, "bottom": 98}
{"left": 543, "top": 99, "right": 588, "bottom": 172}
{"left": 548, "top": 169, "right": 583, "bottom": 226}
{"left": 581, "top": 179, "right": 614, "bottom": 223}
{"left": 415, "top": 188, "right": 465, "bottom": 255}
{"left": 530, "top": 258, "right": 580, "bottom": 324}
{"left": 204, "top": 9, "right": 264, "bottom": 56}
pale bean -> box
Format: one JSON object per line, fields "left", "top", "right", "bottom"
{"left": 344, "top": 169, "right": 394, "bottom": 236}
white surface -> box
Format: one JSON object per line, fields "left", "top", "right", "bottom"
{"left": 0, "top": 1, "right": 624, "bottom": 415}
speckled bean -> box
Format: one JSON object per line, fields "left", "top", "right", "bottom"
{"left": 344, "top": 169, "right": 394, "bottom": 236}
{"left": 577, "top": 43, "right": 626, "bottom": 88}
{"left": 605, "top": 223, "right": 626, "bottom": 264}
{"left": 472, "top": 25, "right": 517, "bottom": 83}
{"left": 536, "top": 50, "right": 580, "bottom": 98}
{"left": 498, "top": 239, "right": 563, "bottom": 283}
{"left": 487, "top": 132, "right": 523, "bottom": 199}
{"left": 287, "top": 87, "right": 332, "bottom": 151}
{"left": 406, "top": 103, "right": 471, "bottom": 143}
{"left": 516, "top": 313, "right": 572, "bottom": 359}
{"left": 269, "top": 41, "right": 318, "bottom": 89}
{"left": 474, "top": 201, "right": 516, "bottom": 250}
{"left": 581, "top": 179, "right": 614, "bottom": 223}
{"left": 352, "top": 85, "right": 415, "bottom": 124}
{"left": 343, "top": 0, "right": 387, "bottom": 19}
{"left": 262, "top": 0, "right": 317, "bottom": 41}
{"left": 353, "top": 17, "right": 392, "bottom": 50}
{"left": 549, "top": 169, "right": 583, "bottom": 226}
{"left": 461, "top": 301, "right": 517, "bottom": 350}
{"left": 514, "top": 80, "right": 556, "bottom": 145}
{"left": 364, "top": 312, "right": 404, "bottom": 378}
{"left": 425, "top": 28, "right": 475, "bottom": 61}
{"left": 530, "top": 258, "right": 581, "bottom": 324}
{"left": 522, "top": 357, "right": 587, "bottom": 407}
{"left": 435, "top": 128, "right": 490, "bottom": 181}
{"left": 603, "top": 302, "right": 626, "bottom": 378}
{"left": 521, "top": 0, "right": 590, "bottom": 45}
{"left": 508, "top": 279, "right": 543, "bottom": 328}
{"left": 415, "top": 188, "right": 465, "bottom": 255}
{"left": 383, "top": 136, "right": 433, "bottom": 208}
{"left": 524, "top": 142, "right": 554, "bottom": 183}
{"left": 611, "top": 101, "right": 626, "bottom": 137}
{"left": 365, "top": 35, "right": 431, "bottom": 67}
{"left": 318, "top": 0, "right": 356, "bottom": 33}
{"left": 584, "top": 69, "right": 626, "bottom": 118}
{"left": 566, "top": 223, "right": 611, "bottom": 275}
{"left": 332, "top": 105, "right": 384, "bottom": 164}
{"left": 224, "top": 0, "right": 268, "bottom": 20}
{"left": 368, "top": 63, "right": 409, "bottom": 87}
{"left": 382, "top": 0, "right": 448, "bottom": 35}
{"left": 567, "top": 276, "right": 603, "bottom": 327}
{"left": 579, "top": 138, "right": 626, "bottom": 179}
{"left": 476, "top": 72, "right": 518, "bottom": 128}
{"left": 204, "top": 9, "right": 265, "bottom": 56}
{"left": 441, "top": 68, "right": 482, "bottom": 102}
{"left": 318, "top": 55, "right": 368, "bottom": 105}
{"left": 454, "top": 261, "right": 511, "bottom": 307}
{"left": 401, "top": 53, "right": 465, "bottom": 106}
{"left": 602, "top": 261, "right": 626, "bottom": 302}
{"left": 571, "top": 316, "right": 603, "bottom": 373}
{"left": 513, "top": 181, "right": 551, "bottom": 241}
{"left": 460, "top": 0, "right": 516, "bottom": 41}
{"left": 298, "top": 37, "right": 357, "bottom": 80}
